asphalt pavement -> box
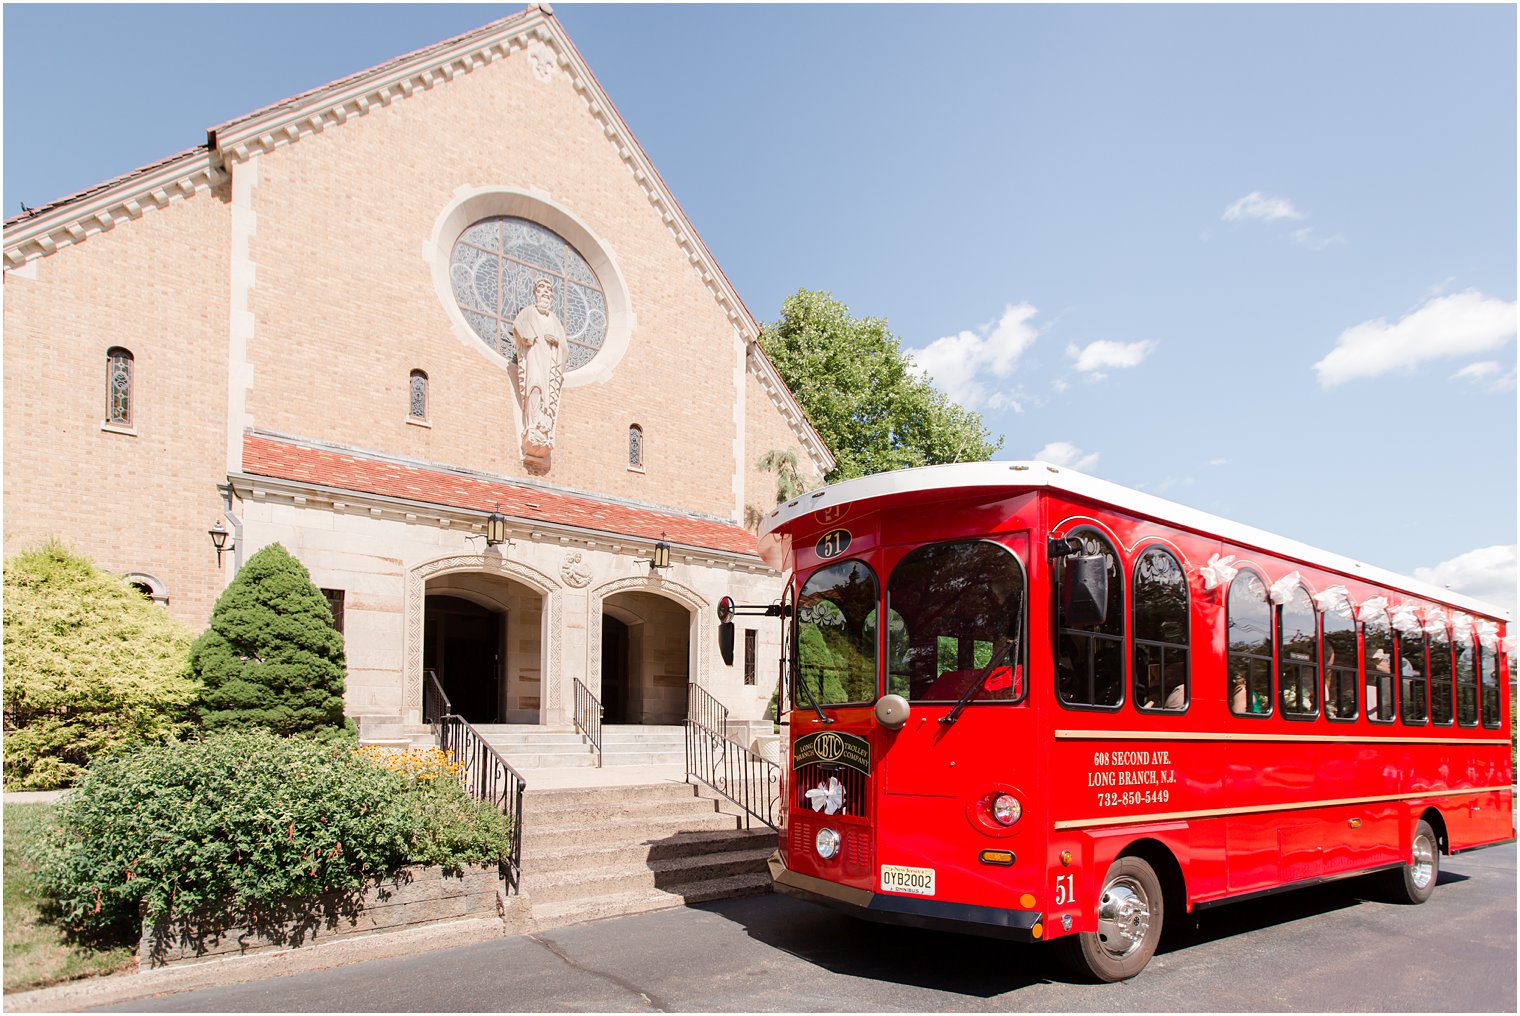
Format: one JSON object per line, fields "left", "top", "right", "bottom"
{"left": 77, "top": 841, "right": 1516, "bottom": 1013}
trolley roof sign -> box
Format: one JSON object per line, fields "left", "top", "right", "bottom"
{"left": 758, "top": 461, "right": 1512, "bottom": 623}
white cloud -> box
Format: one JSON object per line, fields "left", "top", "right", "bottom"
{"left": 1067, "top": 339, "right": 1158, "bottom": 375}
{"left": 1452, "top": 361, "right": 1502, "bottom": 381}
{"left": 1206, "top": 458, "right": 1228, "bottom": 467}
{"left": 1033, "top": 441, "right": 1099, "bottom": 472}
{"left": 1292, "top": 227, "right": 1344, "bottom": 250}
{"left": 1223, "top": 191, "right": 1303, "bottom": 223}
{"left": 1313, "top": 290, "right": 1517, "bottom": 388}
{"left": 909, "top": 303, "right": 1040, "bottom": 411}
{"left": 1413, "top": 545, "right": 1517, "bottom": 620}
{"left": 1451, "top": 360, "right": 1516, "bottom": 392}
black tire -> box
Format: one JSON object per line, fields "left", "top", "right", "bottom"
{"left": 1384, "top": 818, "right": 1439, "bottom": 905}
{"left": 1058, "top": 855, "right": 1165, "bottom": 982}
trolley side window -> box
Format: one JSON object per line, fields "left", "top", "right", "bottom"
{"left": 886, "top": 540, "right": 1025, "bottom": 704}
{"left": 1364, "top": 611, "right": 1396, "bottom": 723}
{"left": 795, "top": 559, "right": 880, "bottom": 707}
{"left": 1454, "top": 632, "right": 1478, "bottom": 727}
{"left": 1228, "top": 570, "right": 1273, "bottom": 716}
{"left": 1132, "top": 546, "right": 1189, "bottom": 712}
{"left": 1278, "top": 583, "right": 1319, "bottom": 719}
{"left": 1398, "top": 629, "right": 1429, "bottom": 726}
{"left": 1479, "top": 640, "right": 1501, "bottom": 729}
{"left": 1429, "top": 628, "right": 1454, "bottom": 726}
{"left": 1322, "top": 607, "right": 1359, "bottom": 721}
{"left": 1056, "top": 529, "right": 1125, "bottom": 709}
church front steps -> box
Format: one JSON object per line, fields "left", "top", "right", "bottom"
{"left": 517, "top": 780, "right": 776, "bottom": 932}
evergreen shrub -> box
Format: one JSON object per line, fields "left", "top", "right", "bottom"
{"left": 3, "top": 541, "right": 199, "bottom": 790}
{"left": 30, "top": 731, "right": 512, "bottom": 935}
{"left": 191, "top": 544, "right": 348, "bottom": 736}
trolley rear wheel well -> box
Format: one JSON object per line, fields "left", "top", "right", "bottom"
{"left": 1118, "top": 838, "right": 1188, "bottom": 926}
{"left": 1419, "top": 807, "right": 1449, "bottom": 854}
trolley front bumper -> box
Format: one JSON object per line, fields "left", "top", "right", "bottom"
{"left": 768, "top": 850, "right": 1045, "bottom": 942}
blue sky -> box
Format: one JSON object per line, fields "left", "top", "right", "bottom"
{"left": 5, "top": 4, "right": 1515, "bottom": 615}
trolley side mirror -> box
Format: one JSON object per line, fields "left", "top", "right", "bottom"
{"left": 1061, "top": 555, "right": 1109, "bottom": 628}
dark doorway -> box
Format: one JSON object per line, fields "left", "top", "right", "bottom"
{"left": 602, "top": 616, "right": 630, "bottom": 723}
{"left": 424, "top": 595, "right": 503, "bottom": 724}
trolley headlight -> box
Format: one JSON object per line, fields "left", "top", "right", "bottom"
{"left": 991, "top": 793, "right": 1022, "bottom": 826}
{"left": 815, "top": 826, "right": 841, "bottom": 860}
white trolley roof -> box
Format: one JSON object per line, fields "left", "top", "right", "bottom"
{"left": 759, "top": 461, "right": 1510, "bottom": 622}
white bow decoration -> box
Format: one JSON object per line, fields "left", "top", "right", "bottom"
{"left": 804, "top": 776, "right": 845, "bottom": 816}
{"left": 1200, "top": 554, "right": 1238, "bottom": 592}
{"left": 1390, "top": 604, "right": 1421, "bottom": 636}
{"left": 1314, "top": 585, "right": 1353, "bottom": 618}
{"left": 1357, "top": 595, "right": 1388, "bottom": 622}
{"left": 1476, "top": 620, "right": 1500, "bottom": 649}
{"left": 1503, "top": 633, "right": 1516, "bottom": 657}
{"left": 1268, "top": 572, "right": 1303, "bottom": 605}
{"left": 1422, "top": 606, "right": 1449, "bottom": 636}
{"left": 1451, "top": 614, "right": 1474, "bottom": 642}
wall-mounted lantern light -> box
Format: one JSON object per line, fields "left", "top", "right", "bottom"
{"left": 208, "top": 520, "right": 235, "bottom": 567}
{"left": 485, "top": 509, "right": 509, "bottom": 547}
{"left": 650, "top": 532, "right": 672, "bottom": 572}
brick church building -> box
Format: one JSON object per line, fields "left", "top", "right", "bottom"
{"left": 3, "top": 6, "right": 831, "bottom": 741}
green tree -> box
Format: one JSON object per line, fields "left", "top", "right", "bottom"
{"left": 2, "top": 541, "right": 199, "bottom": 790}
{"left": 191, "top": 544, "right": 348, "bottom": 736}
{"left": 757, "top": 448, "right": 806, "bottom": 504}
{"left": 760, "top": 289, "right": 1003, "bottom": 482}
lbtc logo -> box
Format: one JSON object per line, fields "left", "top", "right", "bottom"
{"left": 814, "top": 731, "right": 845, "bottom": 762}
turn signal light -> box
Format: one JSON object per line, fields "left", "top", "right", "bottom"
{"left": 979, "top": 849, "right": 1015, "bottom": 866}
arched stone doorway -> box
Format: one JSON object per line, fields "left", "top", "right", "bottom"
{"left": 422, "top": 569, "right": 547, "bottom": 724}
{"left": 600, "top": 590, "right": 691, "bottom": 725}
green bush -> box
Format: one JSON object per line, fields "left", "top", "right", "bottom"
{"left": 191, "top": 544, "right": 347, "bottom": 736}
{"left": 3, "top": 541, "right": 199, "bottom": 790}
{"left": 30, "top": 731, "right": 512, "bottom": 935}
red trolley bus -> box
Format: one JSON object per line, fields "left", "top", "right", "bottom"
{"left": 744, "top": 461, "right": 1513, "bottom": 981}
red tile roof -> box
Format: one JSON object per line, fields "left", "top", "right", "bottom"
{"left": 242, "top": 434, "right": 761, "bottom": 557}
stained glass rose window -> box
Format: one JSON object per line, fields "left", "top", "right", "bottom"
{"left": 450, "top": 217, "right": 608, "bottom": 371}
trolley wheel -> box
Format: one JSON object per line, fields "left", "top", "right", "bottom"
{"left": 1058, "top": 855, "right": 1164, "bottom": 982}
{"left": 1384, "top": 819, "right": 1440, "bottom": 905}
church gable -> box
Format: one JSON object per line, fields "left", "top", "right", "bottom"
{"left": 206, "top": 5, "right": 828, "bottom": 522}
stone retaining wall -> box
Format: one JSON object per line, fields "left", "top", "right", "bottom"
{"left": 139, "top": 864, "right": 503, "bottom": 967}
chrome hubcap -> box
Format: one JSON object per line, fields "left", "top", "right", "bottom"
{"left": 1095, "top": 876, "right": 1151, "bottom": 959}
{"left": 1410, "top": 833, "right": 1436, "bottom": 890}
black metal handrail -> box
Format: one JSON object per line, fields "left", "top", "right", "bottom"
{"left": 572, "top": 678, "right": 603, "bottom": 768}
{"left": 424, "top": 670, "right": 526, "bottom": 893}
{"left": 684, "top": 684, "right": 780, "bottom": 831}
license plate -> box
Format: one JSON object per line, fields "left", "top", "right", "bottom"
{"left": 879, "top": 864, "right": 936, "bottom": 896}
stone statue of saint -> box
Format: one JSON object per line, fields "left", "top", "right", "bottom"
{"left": 512, "top": 277, "right": 569, "bottom": 467}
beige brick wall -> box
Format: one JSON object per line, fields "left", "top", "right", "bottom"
{"left": 240, "top": 52, "right": 750, "bottom": 521}
{"left": 3, "top": 192, "right": 232, "bottom": 626}
{"left": 743, "top": 366, "right": 823, "bottom": 531}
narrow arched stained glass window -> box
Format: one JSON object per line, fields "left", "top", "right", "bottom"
{"left": 410, "top": 370, "right": 428, "bottom": 420}
{"left": 629, "top": 424, "right": 644, "bottom": 468}
{"left": 450, "top": 217, "right": 607, "bottom": 371}
{"left": 106, "top": 347, "right": 133, "bottom": 426}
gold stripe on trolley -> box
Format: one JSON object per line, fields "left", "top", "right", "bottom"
{"left": 1054, "top": 729, "right": 1511, "bottom": 747}
{"left": 1053, "top": 785, "right": 1515, "bottom": 831}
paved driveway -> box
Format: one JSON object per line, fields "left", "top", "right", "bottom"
{"left": 96, "top": 842, "right": 1515, "bottom": 1012}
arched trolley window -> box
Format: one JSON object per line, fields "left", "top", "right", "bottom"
{"left": 1363, "top": 609, "right": 1396, "bottom": 723}
{"left": 1227, "top": 570, "right": 1272, "bottom": 717}
{"left": 793, "top": 559, "right": 879, "bottom": 708}
{"left": 1454, "top": 631, "right": 1478, "bottom": 727}
{"left": 1322, "top": 604, "right": 1359, "bottom": 721}
{"left": 1055, "top": 529, "right": 1125, "bottom": 709}
{"left": 1429, "top": 626, "right": 1454, "bottom": 726}
{"left": 1278, "top": 583, "right": 1319, "bottom": 719}
{"left": 1479, "top": 638, "right": 1503, "bottom": 729}
{"left": 886, "top": 540, "right": 1026, "bottom": 706}
{"left": 1132, "top": 546, "right": 1189, "bottom": 712}
{"left": 1398, "top": 622, "right": 1428, "bottom": 726}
